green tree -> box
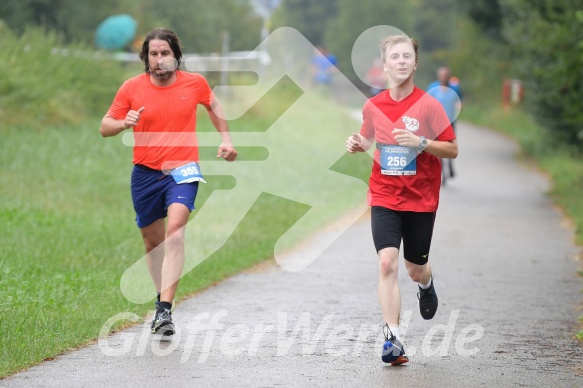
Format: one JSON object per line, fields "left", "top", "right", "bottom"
{"left": 413, "top": 0, "right": 459, "bottom": 52}
{"left": 270, "top": 0, "right": 338, "bottom": 45}
{"left": 446, "top": 17, "right": 510, "bottom": 102}
{"left": 0, "top": 0, "right": 122, "bottom": 43}
{"left": 323, "top": 0, "right": 414, "bottom": 83}
{"left": 410, "top": 0, "right": 464, "bottom": 87}
{"left": 451, "top": 0, "right": 583, "bottom": 149}
{"left": 503, "top": 0, "right": 583, "bottom": 147}
{"left": 0, "top": 0, "right": 264, "bottom": 52}
{"left": 136, "top": 0, "right": 263, "bottom": 53}
{"left": 457, "top": 0, "right": 505, "bottom": 40}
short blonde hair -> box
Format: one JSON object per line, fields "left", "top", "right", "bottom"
{"left": 379, "top": 35, "right": 419, "bottom": 64}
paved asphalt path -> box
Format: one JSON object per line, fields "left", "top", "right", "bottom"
{"left": 3, "top": 122, "right": 582, "bottom": 387}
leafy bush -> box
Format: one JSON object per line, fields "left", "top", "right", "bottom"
{"left": 503, "top": 0, "right": 583, "bottom": 148}
{"left": 455, "top": 0, "right": 583, "bottom": 151}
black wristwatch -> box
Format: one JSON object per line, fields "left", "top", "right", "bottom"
{"left": 418, "top": 136, "right": 429, "bottom": 152}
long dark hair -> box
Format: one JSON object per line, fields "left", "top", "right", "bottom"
{"left": 139, "top": 28, "right": 183, "bottom": 73}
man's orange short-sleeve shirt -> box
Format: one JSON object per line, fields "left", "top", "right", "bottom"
{"left": 107, "top": 71, "right": 212, "bottom": 170}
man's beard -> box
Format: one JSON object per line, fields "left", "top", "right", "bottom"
{"left": 152, "top": 69, "right": 174, "bottom": 82}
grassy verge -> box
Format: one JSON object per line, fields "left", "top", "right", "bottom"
{"left": 459, "top": 102, "right": 583, "bottom": 340}
{"left": 0, "top": 72, "right": 371, "bottom": 377}
{"left": 0, "top": 21, "right": 126, "bottom": 129}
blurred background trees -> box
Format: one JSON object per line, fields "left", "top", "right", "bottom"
{"left": 452, "top": 0, "right": 583, "bottom": 147}
{"left": 501, "top": 0, "right": 583, "bottom": 146}
{"left": 273, "top": 0, "right": 583, "bottom": 150}
{"left": 0, "top": 0, "right": 581, "bottom": 148}
{"left": 0, "top": 0, "right": 264, "bottom": 52}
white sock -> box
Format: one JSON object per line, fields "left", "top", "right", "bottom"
{"left": 388, "top": 325, "right": 400, "bottom": 341}
{"left": 419, "top": 276, "right": 432, "bottom": 289}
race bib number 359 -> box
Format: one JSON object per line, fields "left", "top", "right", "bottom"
{"left": 380, "top": 145, "right": 417, "bottom": 176}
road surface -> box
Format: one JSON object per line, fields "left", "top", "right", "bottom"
{"left": 2, "top": 122, "right": 582, "bottom": 387}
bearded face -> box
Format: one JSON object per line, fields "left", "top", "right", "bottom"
{"left": 148, "top": 39, "right": 178, "bottom": 82}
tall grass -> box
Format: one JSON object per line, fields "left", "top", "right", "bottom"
{"left": 0, "top": 21, "right": 126, "bottom": 128}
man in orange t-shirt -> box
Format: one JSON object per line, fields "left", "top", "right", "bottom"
{"left": 100, "top": 28, "right": 237, "bottom": 337}
{"left": 346, "top": 34, "right": 458, "bottom": 365}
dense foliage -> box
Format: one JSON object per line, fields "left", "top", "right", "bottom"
{"left": 1, "top": 0, "right": 581, "bottom": 146}
{"left": 273, "top": 0, "right": 583, "bottom": 150}
{"left": 0, "top": 0, "right": 263, "bottom": 53}
{"left": 458, "top": 0, "right": 583, "bottom": 149}
{"left": 503, "top": 0, "right": 583, "bottom": 147}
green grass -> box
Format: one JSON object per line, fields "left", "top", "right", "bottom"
{"left": 0, "top": 21, "right": 127, "bottom": 129}
{"left": 0, "top": 71, "right": 371, "bottom": 377}
{"left": 460, "top": 102, "right": 583, "bottom": 340}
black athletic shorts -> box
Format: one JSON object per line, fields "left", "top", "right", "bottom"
{"left": 371, "top": 206, "right": 436, "bottom": 265}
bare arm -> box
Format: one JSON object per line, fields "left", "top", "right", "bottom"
{"left": 99, "top": 107, "right": 145, "bottom": 137}
{"left": 206, "top": 98, "right": 237, "bottom": 162}
{"left": 423, "top": 138, "right": 458, "bottom": 159}
{"left": 392, "top": 129, "right": 458, "bottom": 159}
{"left": 346, "top": 133, "right": 374, "bottom": 153}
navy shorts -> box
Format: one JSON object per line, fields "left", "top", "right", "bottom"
{"left": 371, "top": 206, "right": 436, "bottom": 265}
{"left": 131, "top": 164, "right": 199, "bottom": 228}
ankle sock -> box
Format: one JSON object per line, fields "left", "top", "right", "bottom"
{"left": 388, "top": 325, "right": 400, "bottom": 341}
{"left": 419, "top": 277, "right": 432, "bottom": 290}
{"left": 159, "top": 301, "right": 172, "bottom": 311}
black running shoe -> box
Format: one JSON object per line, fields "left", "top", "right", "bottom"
{"left": 151, "top": 308, "right": 175, "bottom": 336}
{"left": 381, "top": 324, "right": 409, "bottom": 365}
{"left": 417, "top": 277, "right": 438, "bottom": 320}
{"left": 154, "top": 299, "right": 175, "bottom": 313}
{"left": 152, "top": 299, "right": 175, "bottom": 334}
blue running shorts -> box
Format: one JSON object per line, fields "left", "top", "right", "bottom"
{"left": 131, "top": 164, "right": 199, "bottom": 228}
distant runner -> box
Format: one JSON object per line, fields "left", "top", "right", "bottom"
{"left": 427, "top": 66, "right": 462, "bottom": 185}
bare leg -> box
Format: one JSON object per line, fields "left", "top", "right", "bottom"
{"left": 160, "top": 203, "right": 191, "bottom": 303}
{"left": 405, "top": 260, "right": 438, "bottom": 320}
{"left": 378, "top": 247, "right": 401, "bottom": 326}
{"left": 404, "top": 260, "right": 432, "bottom": 285}
{"left": 140, "top": 218, "right": 166, "bottom": 294}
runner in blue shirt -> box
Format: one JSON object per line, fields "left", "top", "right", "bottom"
{"left": 427, "top": 66, "right": 462, "bottom": 185}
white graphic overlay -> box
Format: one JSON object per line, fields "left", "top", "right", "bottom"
{"left": 118, "top": 26, "right": 460, "bottom": 305}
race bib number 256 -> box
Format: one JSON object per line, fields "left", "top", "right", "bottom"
{"left": 380, "top": 145, "right": 417, "bottom": 176}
